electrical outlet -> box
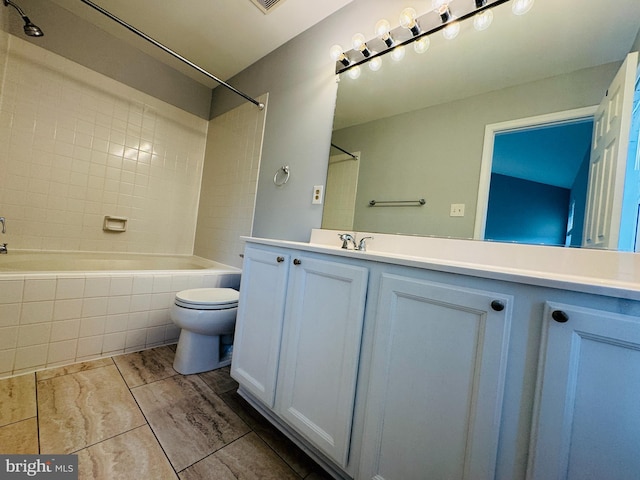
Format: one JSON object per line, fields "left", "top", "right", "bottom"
{"left": 450, "top": 203, "right": 465, "bottom": 217}
{"left": 312, "top": 185, "right": 324, "bottom": 204}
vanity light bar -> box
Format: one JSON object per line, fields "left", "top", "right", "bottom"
{"left": 332, "top": 0, "right": 513, "bottom": 75}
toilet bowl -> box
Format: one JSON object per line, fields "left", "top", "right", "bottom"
{"left": 170, "top": 287, "right": 239, "bottom": 375}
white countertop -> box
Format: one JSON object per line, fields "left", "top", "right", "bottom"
{"left": 242, "top": 230, "right": 640, "bottom": 301}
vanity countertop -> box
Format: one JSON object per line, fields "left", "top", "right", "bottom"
{"left": 241, "top": 230, "right": 640, "bottom": 301}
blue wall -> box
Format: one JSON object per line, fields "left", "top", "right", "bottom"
{"left": 485, "top": 173, "right": 571, "bottom": 246}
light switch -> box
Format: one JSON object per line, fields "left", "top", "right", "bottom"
{"left": 312, "top": 185, "right": 324, "bottom": 204}
{"left": 450, "top": 204, "right": 465, "bottom": 217}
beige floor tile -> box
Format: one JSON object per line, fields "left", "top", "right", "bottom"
{"left": 113, "top": 345, "right": 177, "bottom": 388}
{"left": 179, "top": 432, "right": 300, "bottom": 480}
{"left": 36, "top": 358, "right": 114, "bottom": 381}
{"left": 38, "top": 364, "right": 146, "bottom": 454}
{"left": 77, "top": 425, "right": 178, "bottom": 480}
{"left": 132, "top": 375, "right": 250, "bottom": 472}
{"left": 220, "top": 390, "right": 319, "bottom": 478}
{"left": 197, "top": 366, "right": 238, "bottom": 395}
{"left": 0, "top": 373, "right": 36, "bottom": 427}
{"left": 0, "top": 417, "right": 39, "bottom": 454}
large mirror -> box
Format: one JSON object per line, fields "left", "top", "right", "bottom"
{"left": 324, "top": 0, "right": 640, "bottom": 251}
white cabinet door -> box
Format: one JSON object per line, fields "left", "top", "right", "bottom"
{"left": 276, "top": 255, "right": 368, "bottom": 468}
{"left": 528, "top": 302, "right": 640, "bottom": 480}
{"left": 231, "top": 246, "right": 290, "bottom": 407}
{"left": 360, "top": 274, "right": 512, "bottom": 480}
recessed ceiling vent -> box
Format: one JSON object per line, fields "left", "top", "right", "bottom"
{"left": 249, "top": 0, "right": 285, "bottom": 14}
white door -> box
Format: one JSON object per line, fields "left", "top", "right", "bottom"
{"left": 528, "top": 302, "right": 640, "bottom": 480}
{"left": 359, "top": 274, "right": 512, "bottom": 480}
{"left": 276, "top": 256, "right": 368, "bottom": 468}
{"left": 583, "top": 52, "right": 638, "bottom": 249}
{"left": 231, "top": 246, "right": 290, "bottom": 407}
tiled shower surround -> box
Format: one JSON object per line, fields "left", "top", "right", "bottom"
{"left": 0, "top": 32, "right": 267, "bottom": 378}
{"left": 0, "top": 35, "right": 208, "bottom": 253}
{"left": 0, "top": 269, "right": 240, "bottom": 378}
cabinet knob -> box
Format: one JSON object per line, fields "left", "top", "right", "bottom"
{"left": 276, "top": 256, "right": 285, "bottom": 263}
{"left": 552, "top": 310, "right": 569, "bottom": 323}
{"left": 293, "top": 258, "right": 302, "bottom": 265}
{"left": 490, "top": 300, "right": 505, "bottom": 312}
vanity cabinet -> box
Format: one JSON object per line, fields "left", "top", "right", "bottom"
{"left": 528, "top": 302, "right": 640, "bottom": 480}
{"left": 233, "top": 237, "right": 640, "bottom": 480}
{"left": 276, "top": 254, "right": 368, "bottom": 467}
{"left": 231, "top": 244, "right": 369, "bottom": 467}
{"left": 358, "top": 273, "right": 513, "bottom": 480}
{"left": 231, "top": 246, "right": 290, "bottom": 407}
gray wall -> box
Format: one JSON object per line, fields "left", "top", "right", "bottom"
{"left": 633, "top": 26, "right": 640, "bottom": 54}
{"left": 209, "top": 2, "right": 382, "bottom": 242}
{"left": 0, "top": 0, "right": 212, "bottom": 118}
{"left": 210, "top": 0, "right": 639, "bottom": 242}
{"left": 331, "top": 62, "right": 618, "bottom": 239}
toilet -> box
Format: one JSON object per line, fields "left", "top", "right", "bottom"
{"left": 170, "top": 287, "right": 239, "bottom": 375}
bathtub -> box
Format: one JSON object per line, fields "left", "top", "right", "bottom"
{"left": 0, "top": 251, "right": 241, "bottom": 379}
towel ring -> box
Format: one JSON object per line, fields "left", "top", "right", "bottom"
{"left": 274, "top": 165, "right": 290, "bottom": 186}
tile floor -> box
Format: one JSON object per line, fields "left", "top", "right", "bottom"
{"left": 0, "top": 345, "right": 332, "bottom": 479}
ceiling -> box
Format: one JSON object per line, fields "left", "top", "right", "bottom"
{"left": 493, "top": 120, "right": 594, "bottom": 188}
{"left": 47, "top": 0, "right": 354, "bottom": 87}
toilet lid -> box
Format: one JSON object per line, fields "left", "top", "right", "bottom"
{"left": 175, "top": 288, "right": 239, "bottom": 310}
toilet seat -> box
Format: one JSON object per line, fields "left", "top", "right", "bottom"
{"left": 175, "top": 288, "right": 239, "bottom": 310}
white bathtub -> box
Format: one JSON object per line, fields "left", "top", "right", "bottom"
{"left": 0, "top": 251, "right": 241, "bottom": 379}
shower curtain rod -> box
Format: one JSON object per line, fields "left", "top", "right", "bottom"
{"left": 79, "top": 0, "right": 264, "bottom": 110}
{"left": 330, "top": 143, "right": 358, "bottom": 160}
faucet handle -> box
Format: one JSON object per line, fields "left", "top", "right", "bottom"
{"left": 357, "top": 236, "right": 373, "bottom": 251}
{"left": 338, "top": 233, "right": 355, "bottom": 249}
{"left": 0, "top": 217, "right": 5, "bottom": 234}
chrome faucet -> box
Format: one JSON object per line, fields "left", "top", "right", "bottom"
{"left": 338, "top": 233, "right": 357, "bottom": 250}
{"left": 356, "top": 236, "right": 373, "bottom": 252}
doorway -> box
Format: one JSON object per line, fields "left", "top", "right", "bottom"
{"left": 474, "top": 107, "right": 597, "bottom": 245}
{"left": 475, "top": 53, "right": 640, "bottom": 250}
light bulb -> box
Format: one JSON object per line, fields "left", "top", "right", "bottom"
{"left": 347, "top": 66, "right": 361, "bottom": 80}
{"left": 375, "top": 19, "right": 394, "bottom": 47}
{"left": 369, "top": 54, "right": 382, "bottom": 72}
{"left": 442, "top": 21, "right": 460, "bottom": 39}
{"left": 413, "top": 37, "right": 430, "bottom": 54}
{"left": 399, "top": 8, "right": 417, "bottom": 28}
{"left": 512, "top": 0, "right": 534, "bottom": 15}
{"left": 375, "top": 19, "right": 391, "bottom": 37}
{"left": 329, "top": 44, "right": 343, "bottom": 61}
{"left": 352, "top": 33, "right": 371, "bottom": 57}
{"left": 390, "top": 45, "right": 406, "bottom": 61}
{"left": 352, "top": 33, "right": 366, "bottom": 51}
{"left": 473, "top": 9, "right": 493, "bottom": 30}
{"left": 330, "top": 44, "right": 350, "bottom": 67}
{"left": 399, "top": 8, "right": 421, "bottom": 36}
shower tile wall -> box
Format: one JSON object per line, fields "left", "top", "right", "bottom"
{"left": 0, "top": 35, "right": 208, "bottom": 254}
{"left": 194, "top": 94, "right": 267, "bottom": 269}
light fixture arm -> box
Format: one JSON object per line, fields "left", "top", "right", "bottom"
{"left": 79, "top": 0, "right": 264, "bottom": 110}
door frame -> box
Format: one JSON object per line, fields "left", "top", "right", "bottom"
{"left": 473, "top": 106, "right": 598, "bottom": 240}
